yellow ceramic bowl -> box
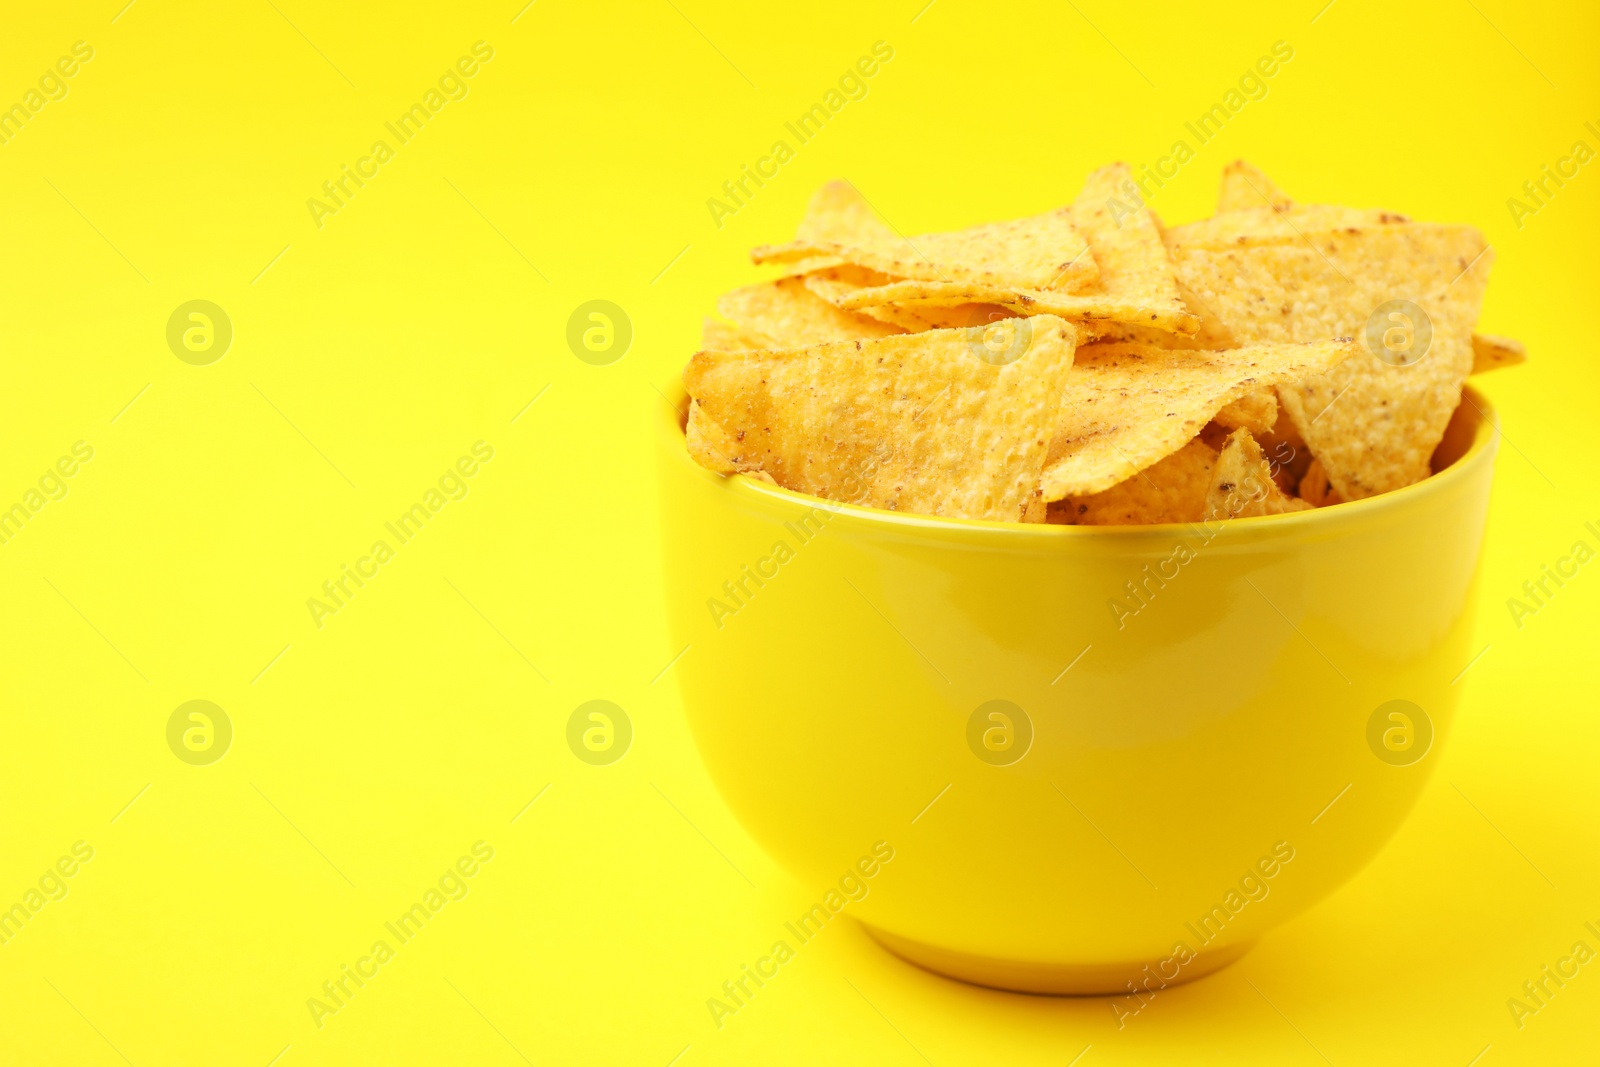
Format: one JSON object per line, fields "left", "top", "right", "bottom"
{"left": 658, "top": 386, "right": 1497, "bottom": 995}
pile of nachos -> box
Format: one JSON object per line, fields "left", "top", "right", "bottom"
{"left": 681, "top": 162, "right": 1523, "bottom": 525}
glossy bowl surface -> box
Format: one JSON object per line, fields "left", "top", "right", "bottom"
{"left": 658, "top": 386, "right": 1498, "bottom": 993}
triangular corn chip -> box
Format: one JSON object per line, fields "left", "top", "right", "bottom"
{"left": 1212, "top": 388, "right": 1279, "bottom": 434}
{"left": 685, "top": 400, "right": 748, "bottom": 472}
{"left": 1471, "top": 332, "right": 1527, "bottom": 374}
{"left": 683, "top": 317, "right": 1080, "bottom": 522}
{"left": 1088, "top": 273, "right": 1236, "bottom": 348}
{"left": 801, "top": 264, "right": 1007, "bottom": 332}
{"left": 1070, "top": 163, "right": 1190, "bottom": 324}
{"left": 1254, "top": 402, "right": 1311, "bottom": 488}
{"left": 717, "top": 277, "right": 902, "bottom": 347}
{"left": 786, "top": 180, "right": 893, "bottom": 274}
{"left": 796, "top": 180, "right": 895, "bottom": 245}
{"left": 1217, "top": 160, "right": 1294, "bottom": 213}
{"left": 1040, "top": 338, "right": 1355, "bottom": 501}
{"left": 753, "top": 207, "right": 1099, "bottom": 293}
{"left": 805, "top": 267, "right": 933, "bottom": 331}
{"left": 1204, "top": 428, "right": 1312, "bottom": 519}
{"left": 702, "top": 317, "right": 773, "bottom": 351}
{"left": 1168, "top": 204, "right": 1412, "bottom": 249}
{"left": 871, "top": 300, "right": 1006, "bottom": 332}
{"left": 1172, "top": 222, "right": 1491, "bottom": 499}
{"left": 1048, "top": 436, "right": 1218, "bottom": 525}
{"left": 833, "top": 278, "right": 1200, "bottom": 335}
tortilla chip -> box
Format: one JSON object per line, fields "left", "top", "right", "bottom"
{"left": 802, "top": 265, "right": 929, "bottom": 330}
{"left": 702, "top": 317, "right": 773, "bottom": 351}
{"left": 802, "top": 264, "right": 1009, "bottom": 332}
{"left": 683, "top": 317, "right": 1080, "bottom": 522}
{"left": 1088, "top": 274, "right": 1235, "bottom": 348}
{"left": 1204, "top": 428, "right": 1312, "bottom": 520}
{"left": 1040, "top": 338, "right": 1355, "bottom": 501}
{"left": 1257, "top": 398, "right": 1305, "bottom": 451}
{"left": 1471, "top": 332, "right": 1527, "bottom": 374}
{"left": 1213, "top": 388, "right": 1279, "bottom": 434}
{"left": 1168, "top": 204, "right": 1413, "bottom": 250}
{"left": 835, "top": 278, "right": 1200, "bottom": 335}
{"left": 1251, "top": 399, "right": 1310, "bottom": 489}
{"left": 1217, "top": 160, "right": 1294, "bottom": 213}
{"left": 717, "top": 277, "right": 903, "bottom": 347}
{"left": 796, "top": 180, "right": 895, "bottom": 245}
{"left": 1070, "top": 163, "right": 1190, "bottom": 323}
{"left": 1298, "top": 457, "right": 1345, "bottom": 508}
{"left": 1048, "top": 437, "right": 1218, "bottom": 525}
{"left": 1173, "top": 222, "right": 1491, "bottom": 499}
{"left": 685, "top": 400, "right": 753, "bottom": 473}
{"left": 895, "top": 302, "right": 1014, "bottom": 330}
{"left": 752, "top": 207, "right": 1099, "bottom": 293}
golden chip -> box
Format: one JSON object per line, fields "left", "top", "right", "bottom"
{"left": 1204, "top": 428, "right": 1312, "bottom": 520}
{"left": 718, "top": 277, "right": 902, "bottom": 347}
{"left": 802, "top": 264, "right": 930, "bottom": 330}
{"left": 1174, "top": 222, "right": 1491, "bottom": 499}
{"left": 801, "top": 264, "right": 1009, "bottom": 333}
{"left": 1040, "top": 338, "right": 1355, "bottom": 501}
{"left": 1216, "top": 160, "right": 1294, "bottom": 213}
{"left": 701, "top": 317, "right": 773, "bottom": 351}
{"left": 796, "top": 180, "right": 895, "bottom": 245}
{"left": 1049, "top": 437, "right": 1218, "bottom": 525}
{"left": 753, "top": 207, "right": 1099, "bottom": 293}
{"left": 834, "top": 278, "right": 1200, "bottom": 335}
{"left": 1167, "top": 204, "right": 1412, "bottom": 250}
{"left": 1471, "top": 332, "right": 1527, "bottom": 374}
{"left": 1070, "top": 162, "right": 1190, "bottom": 323}
{"left": 1251, "top": 400, "right": 1310, "bottom": 486}
{"left": 1212, "top": 388, "right": 1279, "bottom": 434}
{"left": 684, "top": 400, "right": 749, "bottom": 472}
{"left": 683, "top": 317, "right": 1080, "bottom": 522}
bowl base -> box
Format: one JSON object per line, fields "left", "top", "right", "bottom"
{"left": 860, "top": 923, "right": 1255, "bottom": 996}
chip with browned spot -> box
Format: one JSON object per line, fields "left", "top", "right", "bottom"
{"left": 1173, "top": 222, "right": 1491, "bottom": 499}
{"left": 1204, "top": 428, "right": 1312, "bottom": 519}
{"left": 685, "top": 400, "right": 749, "bottom": 473}
{"left": 1040, "top": 338, "right": 1354, "bottom": 501}
{"left": 1168, "top": 204, "right": 1413, "bottom": 251}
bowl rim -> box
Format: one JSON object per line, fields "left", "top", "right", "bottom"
{"left": 663, "top": 382, "right": 1499, "bottom": 540}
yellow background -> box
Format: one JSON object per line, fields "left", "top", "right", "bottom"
{"left": 1, "top": 0, "right": 1596, "bottom": 1063}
